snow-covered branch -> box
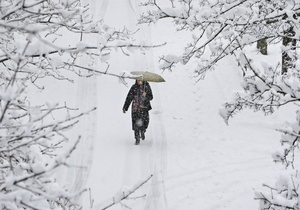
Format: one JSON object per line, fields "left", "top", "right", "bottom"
{"left": 140, "top": 0, "right": 300, "bottom": 75}
{"left": 255, "top": 171, "right": 300, "bottom": 209}
{"left": 219, "top": 51, "right": 300, "bottom": 123}
{"left": 0, "top": 81, "right": 96, "bottom": 208}
{"left": 94, "top": 174, "right": 153, "bottom": 210}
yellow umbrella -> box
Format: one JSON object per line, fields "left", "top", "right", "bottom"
{"left": 130, "top": 71, "right": 166, "bottom": 82}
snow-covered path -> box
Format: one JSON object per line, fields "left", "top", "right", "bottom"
{"left": 75, "top": 0, "right": 168, "bottom": 209}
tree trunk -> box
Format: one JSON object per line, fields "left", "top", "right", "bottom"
{"left": 257, "top": 38, "right": 268, "bottom": 55}
{"left": 282, "top": 27, "right": 296, "bottom": 74}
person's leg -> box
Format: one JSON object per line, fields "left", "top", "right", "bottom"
{"left": 141, "top": 130, "right": 145, "bottom": 140}
{"left": 134, "top": 130, "right": 140, "bottom": 145}
{"left": 132, "top": 112, "right": 140, "bottom": 145}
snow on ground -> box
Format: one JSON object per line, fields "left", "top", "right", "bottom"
{"left": 79, "top": 46, "right": 287, "bottom": 209}
{"left": 28, "top": 0, "right": 296, "bottom": 209}
{"left": 159, "top": 59, "right": 286, "bottom": 210}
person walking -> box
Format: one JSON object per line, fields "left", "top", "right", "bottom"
{"left": 123, "top": 79, "right": 153, "bottom": 145}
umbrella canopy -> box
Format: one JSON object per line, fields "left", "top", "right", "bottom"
{"left": 130, "top": 71, "right": 166, "bottom": 82}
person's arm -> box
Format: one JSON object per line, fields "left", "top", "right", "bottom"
{"left": 123, "top": 87, "right": 134, "bottom": 113}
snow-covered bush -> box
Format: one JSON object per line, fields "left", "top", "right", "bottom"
{"left": 0, "top": 50, "right": 92, "bottom": 208}
{"left": 140, "top": 0, "right": 300, "bottom": 209}
{"left": 0, "top": 0, "right": 155, "bottom": 209}
{"left": 253, "top": 112, "right": 300, "bottom": 209}
{"left": 255, "top": 170, "right": 300, "bottom": 209}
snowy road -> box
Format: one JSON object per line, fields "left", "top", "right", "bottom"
{"left": 144, "top": 88, "right": 168, "bottom": 210}
{"left": 69, "top": 0, "right": 168, "bottom": 209}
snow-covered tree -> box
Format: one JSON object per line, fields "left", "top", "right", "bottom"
{"left": 140, "top": 0, "right": 299, "bottom": 75}
{"left": 139, "top": 0, "right": 300, "bottom": 209}
{"left": 0, "top": 0, "right": 155, "bottom": 209}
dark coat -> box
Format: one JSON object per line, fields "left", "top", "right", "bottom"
{"left": 123, "top": 81, "right": 153, "bottom": 131}
{"left": 123, "top": 81, "right": 153, "bottom": 112}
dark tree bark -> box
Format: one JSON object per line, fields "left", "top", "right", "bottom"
{"left": 257, "top": 38, "right": 268, "bottom": 55}
{"left": 282, "top": 27, "right": 297, "bottom": 74}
